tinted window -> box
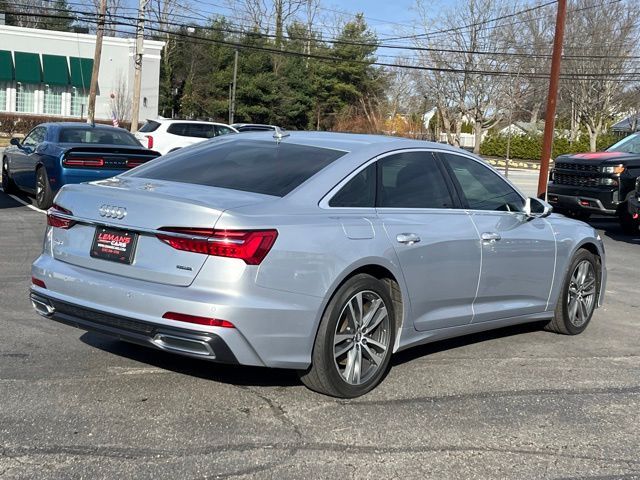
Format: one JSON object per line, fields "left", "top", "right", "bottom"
{"left": 237, "top": 125, "right": 275, "bottom": 132}
{"left": 167, "top": 123, "right": 187, "bottom": 136}
{"left": 329, "top": 164, "right": 376, "bottom": 207}
{"left": 129, "top": 139, "right": 346, "bottom": 197}
{"left": 59, "top": 128, "right": 140, "bottom": 146}
{"left": 186, "top": 123, "right": 215, "bottom": 138}
{"left": 215, "top": 125, "right": 235, "bottom": 136}
{"left": 607, "top": 133, "right": 640, "bottom": 154}
{"left": 378, "top": 152, "right": 454, "bottom": 208}
{"left": 23, "top": 127, "right": 46, "bottom": 146}
{"left": 442, "top": 153, "right": 524, "bottom": 212}
{"left": 139, "top": 120, "right": 161, "bottom": 133}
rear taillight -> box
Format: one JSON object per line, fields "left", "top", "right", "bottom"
{"left": 31, "top": 276, "right": 47, "bottom": 289}
{"left": 126, "top": 159, "right": 146, "bottom": 168}
{"left": 47, "top": 204, "right": 75, "bottom": 229}
{"left": 156, "top": 228, "right": 278, "bottom": 265}
{"left": 63, "top": 157, "right": 105, "bottom": 167}
{"left": 162, "top": 312, "right": 235, "bottom": 328}
{"left": 145, "top": 135, "right": 153, "bottom": 149}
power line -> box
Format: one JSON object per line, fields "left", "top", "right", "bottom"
{"left": 14, "top": 9, "right": 640, "bottom": 82}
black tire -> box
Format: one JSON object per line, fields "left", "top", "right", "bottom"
{"left": 545, "top": 249, "right": 599, "bottom": 335}
{"left": 2, "top": 158, "right": 18, "bottom": 194}
{"left": 618, "top": 208, "right": 639, "bottom": 235}
{"left": 299, "top": 274, "right": 397, "bottom": 398}
{"left": 35, "top": 167, "right": 53, "bottom": 210}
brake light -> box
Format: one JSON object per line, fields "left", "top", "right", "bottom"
{"left": 156, "top": 228, "right": 278, "bottom": 265}
{"left": 47, "top": 204, "right": 75, "bottom": 229}
{"left": 126, "top": 159, "right": 146, "bottom": 168}
{"left": 31, "top": 276, "right": 47, "bottom": 288}
{"left": 145, "top": 135, "right": 153, "bottom": 149}
{"left": 63, "top": 157, "right": 105, "bottom": 167}
{"left": 162, "top": 312, "right": 235, "bottom": 328}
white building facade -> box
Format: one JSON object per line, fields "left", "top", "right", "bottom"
{"left": 0, "top": 25, "right": 164, "bottom": 122}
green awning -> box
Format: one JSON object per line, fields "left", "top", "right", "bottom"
{"left": 0, "top": 50, "right": 13, "bottom": 82}
{"left": 14, "top": 52, "right": 41, "bottom": 84}
{"left": 42, "top": 54, "right": 69, "bottom": 86}
{"left": 69, "top": 57, "right": 93, "bottom": 90}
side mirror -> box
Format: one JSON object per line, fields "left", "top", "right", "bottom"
{"left": 10, "top": 137, "right": 21, "bottom": 147}
{"left": 524, "top": 197, "right": 552, "bottom": 219}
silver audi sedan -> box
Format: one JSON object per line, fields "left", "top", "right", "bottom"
{"left": 30, "top": 132, "right": 606, "bottom": 398}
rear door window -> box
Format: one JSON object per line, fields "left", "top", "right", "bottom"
{"left": 128, "top": 139, "right": 346, "bottom": 197}
{"left": 139, "top": 120, "right": 160, "bottom": 133}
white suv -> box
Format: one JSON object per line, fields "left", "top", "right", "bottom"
{"left": 135, "top": 119, "right": 238, "bottom": 155}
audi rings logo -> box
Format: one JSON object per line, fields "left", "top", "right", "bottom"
{"left": 99, "top": 204, "right": 127, "bottom": 219}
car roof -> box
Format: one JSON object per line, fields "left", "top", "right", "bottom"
{"left": 39, "top": 122, "right": 127, "bottom": 131}
{"left": 233, "top": 130, "right": 464, "bottom": 154}
{"left": 149, "top": 119, "right": 230, "bottom": 126}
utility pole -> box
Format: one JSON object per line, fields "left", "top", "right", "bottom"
{"left": 130, "top": 0, "right": 149, "bottom": 132}
{"left": 86, "top": 0, "right": 107, "bottom": 125}
{"left": 229, "top": 49, "right": 238, "bottom": 124}
{"left": 537, "top": 0, "right": 567, "bottom": 198}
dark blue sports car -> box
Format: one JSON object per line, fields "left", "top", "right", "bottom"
{"left": 2, "top": 122, "right": 161, "bottom": 209}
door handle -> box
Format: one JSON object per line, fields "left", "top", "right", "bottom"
{"left": 481, "top": 232, "right": 502, "bottom": 243}
{"left": 396, "top": 233, "right": 421, "bottom": 245}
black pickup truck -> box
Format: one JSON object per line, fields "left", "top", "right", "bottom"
{"left": 547, "top": 133, "right": 640, "bottom": 233}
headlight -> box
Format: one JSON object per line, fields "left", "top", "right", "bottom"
{"left": 600, "top": 164, "right": 625, "bottom": 174}
{"left": 599, "top": 178, "right": 618, "bottom": 186}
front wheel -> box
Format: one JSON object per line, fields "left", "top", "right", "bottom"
{"left": 2, "top": 159, "right": 18, "bottom": 194}
{"left": 299, "top": 274, "right": 396, "bottom": 398}
{"left": 35, "top": 167, "right": 53, "bottom": 210}
{"left": 545, "top": 249, "right": 599, "bottom": 335}
{"left": 619, "top": 208, "right": 639, "bottom": 235}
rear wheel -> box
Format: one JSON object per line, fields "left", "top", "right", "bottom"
{"left": 545, "top": 249, "right": 599, "bottom": 335}
{"left": 299, "top": 274, "right": 396, "bottom": 398}
{"left": 2, "top": 158, "right": 18, "bottom": 194}
{"left": 35, "top": 167, "right": 53, "bottom": 210}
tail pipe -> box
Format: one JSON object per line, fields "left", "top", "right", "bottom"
{"left": 30, "top": 293, "right": 55, "bottom": 317}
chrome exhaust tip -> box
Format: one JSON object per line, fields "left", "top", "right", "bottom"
{"left": 152, "top": 333, "right": 215, "bottom": 357}
{"left": 30, "top": 294, "right": 55, "bottom": 317}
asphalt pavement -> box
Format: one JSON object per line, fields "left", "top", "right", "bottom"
{"left": 1, "top": 171, "right": 639, "bottom": 479}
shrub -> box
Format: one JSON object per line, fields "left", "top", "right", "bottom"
{"left": 480, "top": 132, "right": 621, "bottom": 160}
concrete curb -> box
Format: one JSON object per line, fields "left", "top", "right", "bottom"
{"left": 483, "top": 157, "right": 546, "bottom": 170}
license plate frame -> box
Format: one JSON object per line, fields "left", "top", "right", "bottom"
{"left": 90, "top": 227, "right": 138, "bottom": 264}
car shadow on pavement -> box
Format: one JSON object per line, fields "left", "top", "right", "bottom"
{"left": 587, "top": 216, "right": 640, "bottom": 244}
{"left": 80, "top": 332, "right": 301, "bottom": 387}
{"left": 391, "top": 322, "right": 548, "bottom": 367}
{"left": 0, "top": 189, "right": 36, "bottom": 209}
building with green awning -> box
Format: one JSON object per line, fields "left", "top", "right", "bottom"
{"left": 0, "top": 24, "right": 164, "bottom": 121}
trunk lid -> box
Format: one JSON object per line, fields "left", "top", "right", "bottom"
{"left": 51, "top": 178, "right": 276, "bottom": 286}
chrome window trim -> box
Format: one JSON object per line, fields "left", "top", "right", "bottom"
{"left": 319, "top": 147, "right": 461, "bottom": 212}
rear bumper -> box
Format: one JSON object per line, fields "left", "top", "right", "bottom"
{"left": 547, "top": 183, "right": 619, "bottom": 215}
{"left": 31, "top": 253, "right": 322, "bottom": 369}
{"left": 30, "top": 291, "right": 239, "bottom": 363}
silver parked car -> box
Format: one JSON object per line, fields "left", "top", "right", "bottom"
{"left": 31, "top": 132, "right": 606, "bottom": 398}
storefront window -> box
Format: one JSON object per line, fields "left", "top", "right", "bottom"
{"left": 71, "top": 87, "right": 88, "bottom": 117}
{"left": 44, "top": 84, "right": 64, "bottom": 115}
{"left": 0, "top": 82, "right": 7, "bottom": 111}
{"left": 16, "top": 82, "right": 36, "bottom": 113}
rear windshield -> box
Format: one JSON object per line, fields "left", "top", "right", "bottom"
{"left": 59, "top": 128, "right": 141, "bottom": 146}
{"left": 139, "top": 120, "right": 161, "bottom": 133}
{"left": 128, "top": 139, "right": 346, "bottom": 197}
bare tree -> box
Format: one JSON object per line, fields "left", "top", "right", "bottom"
{"left": 109, "top": 71, "right": 132, "bottom": 121}
{"left": 562, "top": 0, "right": 639, "bottom": 151}
{"left": 414, "top": 0, "right": 510, "bottom": 153}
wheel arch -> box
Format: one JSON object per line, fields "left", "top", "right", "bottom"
{"left": 311, "top": 258, "right": 409, "bottom": 356}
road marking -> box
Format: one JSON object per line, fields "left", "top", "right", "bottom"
{"left": 0, "top": 187, "right": 46, "bottom": 214}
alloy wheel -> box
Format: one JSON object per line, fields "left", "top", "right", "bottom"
{"left": 333, "top": 290, "right": 391, "bottom": 385}
{"left": 567, "top": 260, "right": 596, "bottom": 328}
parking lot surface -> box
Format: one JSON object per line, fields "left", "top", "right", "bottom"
{"left": 1, "top": 170, "right": 639, "bottom": 479}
